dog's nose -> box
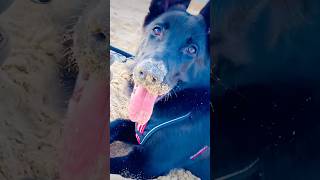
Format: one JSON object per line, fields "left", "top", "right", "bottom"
{"left": 134, "top": 60, "right": 167, "bottom": 85}
{"left": 136, "top": 66, "right": 162, "bottom": 84}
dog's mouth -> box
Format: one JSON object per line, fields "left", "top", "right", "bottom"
{"left": 128, "top": 82, "right": 171, "bottom": 125}
{"left": 128, "top": 85, "right": 158, "bottom": 125}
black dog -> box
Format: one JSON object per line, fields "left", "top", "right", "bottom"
{"left": 213, "top": 0, "right": 320, "bottom": 179}
{"left": 110, "top": 0, "right": 211, "bottom": 179}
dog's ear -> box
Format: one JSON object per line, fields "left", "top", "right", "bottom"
{"left": 143, "top": 0, "right": 191, "bottom": 26}
{"left": 200, "top": 1, "right": 210, "bottom": 33}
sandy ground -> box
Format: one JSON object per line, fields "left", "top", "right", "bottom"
{"left": 110, "top": 0, "right": 149, "bottom": 54}
{"left": 110, "top": 0, "right": 207, "bottom": 179}
{"left": 0, "top": 0, "right": 107, "bottom": 179}
{"left": 0, "top": 1, "right": 65, "bottom": 179}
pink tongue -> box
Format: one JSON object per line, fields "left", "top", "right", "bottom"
{"left": 128, "top": 86, "right": 158, "bottom": 125}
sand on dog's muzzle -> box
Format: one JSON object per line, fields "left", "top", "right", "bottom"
{"left": 133, "top": 59, "right": 170, "bottom": 95}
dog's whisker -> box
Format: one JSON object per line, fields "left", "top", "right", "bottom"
{"left": 172, "top": 89, "right": 178, "bottom": 98}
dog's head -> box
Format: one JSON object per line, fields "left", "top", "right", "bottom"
{"left": 129, "top": 0, "right": 210, "bottom": 124}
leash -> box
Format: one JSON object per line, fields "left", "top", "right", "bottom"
{"left": 110, "top": 45, "right": 134, "bottom": 58}
{"left": 135, "top": 112, "right": 192, "bottom": 144}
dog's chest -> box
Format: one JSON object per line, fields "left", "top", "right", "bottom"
{"left": 134, "top": 112, "right": 191, "bottom": 145}
{"left": 134, "top": 88, "right": 210, "bottom": 144}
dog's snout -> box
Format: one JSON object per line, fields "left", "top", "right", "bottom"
{"left": 134, "top": 59, "right": 167, "bottom": 85}
{"left": 135, "top": 65, "right": 162, "bottom": 84}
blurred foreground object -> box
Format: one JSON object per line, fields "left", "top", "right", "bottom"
{"left": 60, "top": 72, "right": 108, "bottom": 180}
{"left": 0, "top": 0, "right": 14, "bottom": 14}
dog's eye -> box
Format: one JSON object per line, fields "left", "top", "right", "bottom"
{"left": 152, "top": 26, "right": 162, "bottom": 36}
{"left": 186, "top": 45, "right": 197, "bottom": 55}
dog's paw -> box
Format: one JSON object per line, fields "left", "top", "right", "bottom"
{"left": 109, "top": 126, "right": 118, "bottom": 144}
{"left": 109, "top": 119, "right": 123, "bottom": 143}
